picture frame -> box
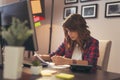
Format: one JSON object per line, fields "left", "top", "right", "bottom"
{"left": 105, "top": 1, "right": 120, "bottom": 18}
{"left": 81, "top": 4, "right": 98, "bottom": 19}
{"left": 80, "top": 0, "right": 99, "bottom": 2}
{"left": 65, "top": 0, "right": 78, "bottom": 4}
{"left": 63, "top": 6, "right": 78, "bottom": 19}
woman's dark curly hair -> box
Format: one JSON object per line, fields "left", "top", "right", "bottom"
{"left": 62, "top": 14, "right": 91, "bottom": 51}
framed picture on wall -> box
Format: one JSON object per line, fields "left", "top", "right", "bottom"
{"left": 105, "top": 1, "right": 120, "bottom": 18}
{"left": 65, "top": 0, "right": 78, "bottom": 4}
{"left": 63, "top": 6, "right": 78, "bottom": 19}
{"left": 80, "top": 0, "right": 99, "bottom": 2}
{"left": 81, "top": 4, "right": 98, "bottom": 19}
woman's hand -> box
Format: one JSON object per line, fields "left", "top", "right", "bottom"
{"left": 51, "top": 55, "right": 88, "bottom": 65}
{"left": 76, "top": 60, "right": 88, "bottom": 65}
{"left": 51, "top": 56, "right": 72, "bottom": 65}
{"left": 31, "top": 54, "right": 51, "bottom": 62}
{"left": 40, "top": 54, "right": 51, "bottom": 61}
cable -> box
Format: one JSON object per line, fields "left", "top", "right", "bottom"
{"left": 48, "top": 0, "right": 54, "bottom": 53}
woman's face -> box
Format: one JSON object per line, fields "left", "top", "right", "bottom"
{"left": 66, "top": 28, "right": 78, "bottom": 41}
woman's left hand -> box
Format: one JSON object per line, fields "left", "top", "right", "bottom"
{"left": 51, "top": 56, "right": 71, "bottom": 65}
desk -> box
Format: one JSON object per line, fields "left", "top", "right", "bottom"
{"left": 0, "top": 67, "right": 120, "bottom": 80}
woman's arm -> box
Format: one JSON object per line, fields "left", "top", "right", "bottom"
{"left": 50, "top": 40, "right": 66, "bottom": 57}
{"left": 51, "top": 56, "right": 88, "bottom": 65}
{"left": 36, "top": 55, "right": 88, "bottom": 65}
{"left": 84, "top": 38, "right": 99, "bottom": 66}
{"left": 35, "top": 41, "right": 66, "bottom": 62}
{"left": 40, "top": 54, "right": 51, "bottom": 61}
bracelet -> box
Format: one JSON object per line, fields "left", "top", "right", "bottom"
{"left": 72, "top": 59, "right": 77, "bottom": 64}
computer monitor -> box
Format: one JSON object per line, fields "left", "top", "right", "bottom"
{"left": 0, "top": 10, "right": 1, "bottom": 26}
{"left": 1, "top": 0, "right": 38, "bottom": 51}
{"left": 0, "top": 7, "right": 2, "bottom": 47}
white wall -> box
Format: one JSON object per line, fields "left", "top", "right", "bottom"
{"left": 51, "top": 0, "right": 120, "bottom": 73}
{"left": 0, "top": 0, "right": 2, "bottom": 6}
{"left": 86, "top": 0, "right": 120, "bottom": 73}
{"left": 0, "top": 0, "right": 18, "bottom": 5}
{"left": 0, "top": 0, "right": 51, "bottom": 54}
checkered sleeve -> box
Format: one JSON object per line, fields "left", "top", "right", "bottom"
{"left": 50, "top": 41, "right": 66, "bottom": 57}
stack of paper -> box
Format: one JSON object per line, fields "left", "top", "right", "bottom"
{"left": 40, "top": 70, "right": 57, "bottom": 76}
{"left": 47, "top": 62, "right": 70, "bottom": 69}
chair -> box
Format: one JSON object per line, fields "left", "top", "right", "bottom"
{"left": 97, "top": 40, "right": 112, "bottom": 71}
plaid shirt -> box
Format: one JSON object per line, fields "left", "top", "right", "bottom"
{"left": 50, "top": 37, "right": 99, "bottom": 71}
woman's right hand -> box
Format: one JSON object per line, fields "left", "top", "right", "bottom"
{"left": 51, "top": 56, "right": 72, "bottom": 65}
{"left": 40, "top": 54, "right": 51, "bottom": 61}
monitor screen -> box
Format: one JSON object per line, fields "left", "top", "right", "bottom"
{"left": 1, "top": 0, "right": 38, "bottom": 51}
{"left": 0, "top": 9, "right": 1, "bottom": 26}
{"left": 0, "top": 7, "right": 3, "bottom": 47}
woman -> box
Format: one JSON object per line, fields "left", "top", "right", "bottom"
{"left": 40, "top": 14, "right": 99, "bottom": 71}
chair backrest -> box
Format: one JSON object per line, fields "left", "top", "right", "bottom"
{"left": 97, "top": 40, "right": 112, "bottom": 71}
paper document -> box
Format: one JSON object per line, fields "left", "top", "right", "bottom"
{"left": 34, "top": 52, "right": 48, "bottom": 64}
{"left": 48, "top": 62, "right": 70, "bottom": 69}
{"left": 34, "top": 52, "right": 70, "bottom": 69}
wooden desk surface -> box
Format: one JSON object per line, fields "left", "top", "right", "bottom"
{"left": 0, "top": 67, "right": 120, "bottom": 80}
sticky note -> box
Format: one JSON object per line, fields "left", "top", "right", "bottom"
{"left": 55, "top": 73, "right": 74, "bottom": 80}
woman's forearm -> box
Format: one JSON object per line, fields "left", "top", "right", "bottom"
{"left": 76, "top": 60, "right": 88, "bottom": 65}
{"left": 64, "top": 57, "right": 88, "bottom": 65}
{"left": 51, "top": 55, "right": 88, "bottom": 65}
{"left": 40, "top": 54, "right": 51, "bottom": 61}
